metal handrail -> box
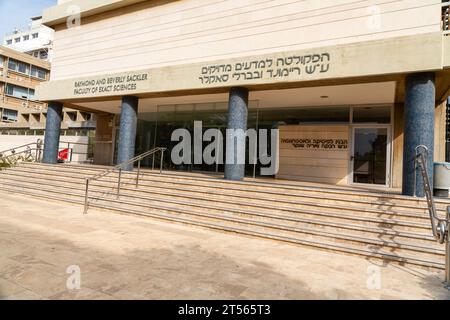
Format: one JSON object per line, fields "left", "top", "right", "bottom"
{"left": 0, "top": 147, "right": 42, "bottom": 166}
{"left": 0, "top": 139, "right": 43, "bottom": 166}
{"left": 0, "top": 139, "right": 90, "bottom": 164}
{"left": 415, "top": 145, "right": 448, "bottom": 242}
{"left": 83, "top": 147, "right": 167, "bottom": 214}
{"left": 0, "top": 141, "right": 41, "bottom": 155}
{"left": 415, "top": 145, "right": 450, "bottom": 288}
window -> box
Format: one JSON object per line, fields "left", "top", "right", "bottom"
{"left": 2, "top": 109, "right": 18, "bottom": 122}
{"left": 23, "top": 35, "right": 29, "bottom": 41}
{"left": 18, "top": 61, "right": 29, "bottom": 74}
{"left": 8, "top": 59, "right": 17, "bottom": 71}
{"left": 5, "top": 84, "right": 35, "bottom": 100}
{"left": 30, "top": 65, "right": 47, "bottom": 79}
{"left": 39, "top": 51, "right": 48, "bottom": 60}
{"left": 6, "top": 39, "right": 12, "bottom": 45}
{"left": 8, "top": 58, "right": 31, "bottom": 75}
{"left": 0, "top": 56, "right": 3, "bottom": 67}
{"left": 5, "top": 84, "right": 13, "bottom": 96}
{"left": 28, "top": 89, "right": 35, "bottom": 100}
{"left": 32, "top": 33, "right": 38, "bottom": 39}
{"left": 14, "top": 37, "right": 20, "bottom": 43}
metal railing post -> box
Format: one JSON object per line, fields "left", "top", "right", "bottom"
{"left": 35, "top": 141, "right": 39, "bottom": 161}
{"left": 81, "top": 147, "right": 166, "bottom": 214}
{"left": 117, "top": 168, "right": 122, "bottom": 198}
{"left": 136, "top": 159, "right": 141, "bottom": 188}
{"left": 37, "top": 139, "right": 42, "bottom": 162}
{"left": 446, "top": 206, "right": 450, "bottom": 288}
{"left": 160, "top": 149, "right": 164, "bottom": 174}
{"left": 84, "top": 178, "right": 89, "bottom": 214}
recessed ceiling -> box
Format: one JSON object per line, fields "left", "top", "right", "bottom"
{"left": 76, "top": 81, "right": 396, "bottom": 114}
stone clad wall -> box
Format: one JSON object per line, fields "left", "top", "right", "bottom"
{"left": 276, "top": 125, "right": 350, "bottom": 185}
{"left": 49, "top": 0, "right": 441, "bottom": 80}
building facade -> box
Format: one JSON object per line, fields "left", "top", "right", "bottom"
{"left": 0, "top": 46, "right": 94, "bottom": 159}
{"left": 3, "top": 16, "right": 55, "bottom": 62}
{"left": 36, "top": 0, "right": 450, "bottom": 195}
{"left": 0, "top": 45, "right": 50, "bottom": 134}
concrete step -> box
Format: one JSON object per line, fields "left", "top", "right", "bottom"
{"left": 3, "top": 162, "right": 447, "bottom": 270}
{"left": 6, "top": 165, "right": 446, "bottom": 218}
{"left": 0, "top": 178, "right": 443, "bottom": 255}
{"left": 0, "top": 174, "right": 438, "bottom": 246}
{"left": 1, "top": 183, "right": 445, "bottom": 270}
{"left": 3, "top": 171, "right": 436, "bottom": 223}
{"left": 0, "top": 173, "right": 436, "bottom": 233}
{"left": 17, "top": 162, "right": 450, "bottom": 210}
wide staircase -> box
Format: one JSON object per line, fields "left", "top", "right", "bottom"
{"left": 1, "top": 162, "right": 449, "bottom": 270}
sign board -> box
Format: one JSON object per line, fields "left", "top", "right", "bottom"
{"left": 35, "top": 33, "right": 443, "bottom": 101}
{"left": 277, "top": 125, "right": 350, "bottom": 185}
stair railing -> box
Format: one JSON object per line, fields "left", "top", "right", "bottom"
{"left": 83, "top": 147, "right": 167, "bottom": 215}
{"left": 415, "top": 145, "right": 450, "bottom": 287}
{"left": 0, "top": 139, "right": 43, "bottom": 167}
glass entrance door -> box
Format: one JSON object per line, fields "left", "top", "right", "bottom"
{"left": 352, "top": 127, "right": 390, "bottom": 186}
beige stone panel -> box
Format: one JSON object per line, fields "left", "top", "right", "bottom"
{"left": 48, "top": 0, "right": 441, "bottom": 80}
{"left": 443, "top": 36, "right": 450, "bottom": 68}
{"left": 279, "top": 156, "right": 348, "bottom": 168}
{"left": 276, "top": 174, "right": 347, "bottom": 185}
{"left": 93, "top": 114, "right": 115, "bottom": 165}
{"left": 279, "top": 149, "right": 349, "bottom": 160}
{"left": 278, "top": 165, "right": 348, "bottom": 178}
{"left": 43, "top": 0, "right": 147, "bottom": 26}
{"left": 392, "top": 103, "right": 404, "bottom": 189}
{"left": 434, "top": 101, "right": 447, "bottom": 162}
{"left": 277, "top": 125, "right": 350, "bottom": 184}
{"left": 36, "top": 33, "right": 444, "bottom": 102}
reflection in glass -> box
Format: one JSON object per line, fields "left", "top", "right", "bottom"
{"left": 353, "top": 128, "right": 388, "bottom": 185}
{"left": 115, "top": 103, "right": 391, "bottom": 180}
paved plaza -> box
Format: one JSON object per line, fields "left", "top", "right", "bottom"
{"left": 0, "top": 192, "right": 449, "bottom": 300}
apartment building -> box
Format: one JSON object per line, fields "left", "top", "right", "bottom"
{"left": 3, "top": 16, "right": 54, "bottom": 62}
{"left": 0, "top": 46, "right": 94, "bottom": 156}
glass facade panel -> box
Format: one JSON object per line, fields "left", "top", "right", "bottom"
{"left": 352, "top": 128, "right": 388, "bottom": 185}
{"left": 119, "top": 103, "right": 392, "bottom": 180}
{"left": 132, "top": 102, "right": 258, "bottom": 174}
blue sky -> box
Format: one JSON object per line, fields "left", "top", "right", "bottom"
{"left": 0, "top": 0, "right": 57, "bottom": 37}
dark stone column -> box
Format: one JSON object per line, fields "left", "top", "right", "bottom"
{"left": 402, "top": 72, "right": 435, "bottom": 197}
{"left": 225, "top": 87, "right": 249, "bottom": 181}
{"left": 42, "top": 101, "right": 63, "bottom": 164}
{"left": 117, "top": 96, "right": 139, "bottom": 171}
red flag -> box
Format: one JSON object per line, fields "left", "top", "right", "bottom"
{"left": 58, "top": 148, "right": 70, "bottom": 161}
